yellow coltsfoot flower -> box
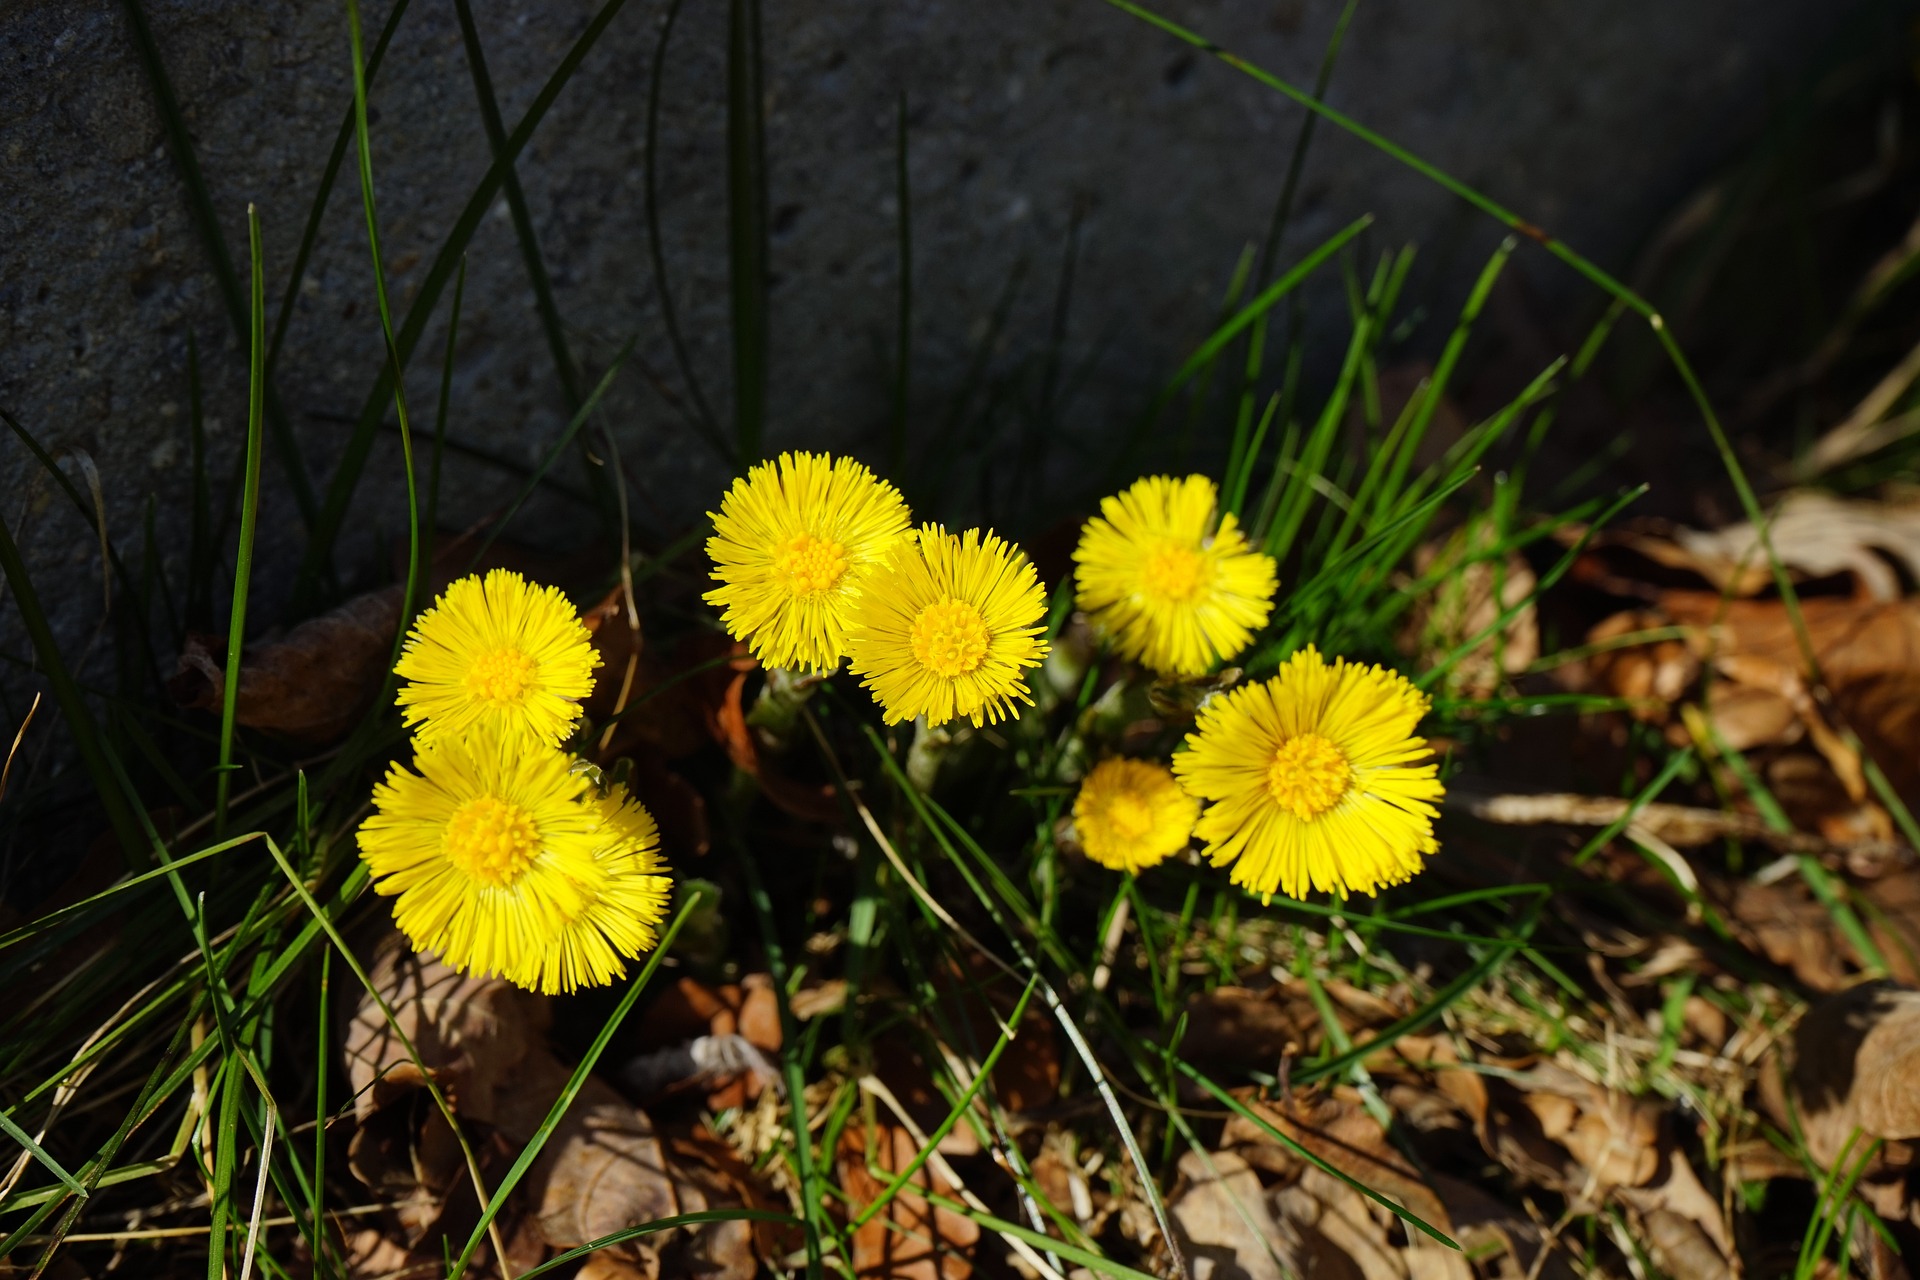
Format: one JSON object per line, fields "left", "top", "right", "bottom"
{"left": 1072, "top": 757, "right": 1198, "bottom": 873}
{"left": 395, "top": 569, "right": 599, "bottom": 750}
{"left": 1173, "top": 646, "right": 1443, "bottom": 901}
{"left": 847, "top": 524, "right": 1050, "bottom": 727}
{"left": 705, "top": 451, "right": 913, "bottom": 672}
{"left": 513, "top": 784, "right": 672, "bottom": 995}
{"left": 1073, "top": 474, "right": 1277, "bottom": 676}
{"left": 357, "top": 728, "right": 672, "bottom": 994}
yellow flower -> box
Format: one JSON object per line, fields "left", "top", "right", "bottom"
{"left": 705, "top": 451, "right": 913, "bottom": 672}
{"left": 847, "top": 524, "right": 1050, "bottom": 727}
{"left": 1072, "top": 757, "right": 1198, "bottom": 873}
{"left": 1173, "top": 646, "right": 1443, "bottom": 901}
{"left": 516, "top": 785, "right": 672, "bottom": 995}
{"left": 395, "top": 569, "right": 599, "bottom": 750}
{"left": 356, "top": 729, "right": 670, "bottom": 994}
{"left": 1072, "top": 474, "right": 1277, "bottom": 676}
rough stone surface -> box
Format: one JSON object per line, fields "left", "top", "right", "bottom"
{"left": 0, "top": 0, "right": 1887, "bottom": 727}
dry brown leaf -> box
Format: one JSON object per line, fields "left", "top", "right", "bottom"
{"left": 343, "top": 937, "right": 548, "bottom": 1244}
{"left": 170, "top": 584, "right": 402, "bottom": 744}
{"left": 838, "top": 1122, "right": 978, "bottom": 1280}
{"left": 1638, "top": 1210, "right": 1735, "bottom": 1280}
{"left": 1571, "top": 492, "right": 1920, "bottom": 601}
{"left": 1776, "top": 982, "right": 1920, "bottom": 1169}
{"left": 1663, "top": 491, "right": 1920, "bottom": 602}
{"left": 631, "top": 975, "right": 784, "bottom": 1110}
{"left": 1514, "top": 1067, "right": 1661, "bottom": 1191}
{"left": 1220, "top": 1089, "right": 1469, "bottom": 1280}
{"left": 1576, "top": 588, "right": 1920, "bottom": 826}
{"left": 343, "top": 937, "right": 764, "bottom": 1277}
{"left": 1166, "top": 1148, "right": 1290, "bottom": 1280}
{"left": 1708, "top": 868, "right": 1917, "bottom": 993}
{"left": 1426, "top": 1172, "right": 1576, "bottom": 1280}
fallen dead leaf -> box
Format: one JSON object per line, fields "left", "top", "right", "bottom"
{"left": 630, "top": 974, "right": 784, "bottom": 1110}
{"left": 1771, "top": 981, "right": 1920, "bottom": 1170}
{"left": 1219, "top": 1088, "right": 1471, "bottom": 1280}
{"left": 1514, "top": 1064, "right": 1662, "bottom": 1191}
{"left": 1427, "top": 1172, "right": 1577, "bottom": 1280}
{"left": 838, "top": 1122, "right": 979, "bottom": 1280}
{"left": 170, "top": 584, "right": 402, "bottom": 744}
{"left": 343, "top": 936, "right": 766, "bottom": 1278}
{"left": 1575, "top": 588, "right": 1920, "bottom": 827}
{"left": 1648, "top": 491, "right": 1920, "bottom": 602}
{"left": 1167, "top": 1147, "right": 1289, "bottom": 1280}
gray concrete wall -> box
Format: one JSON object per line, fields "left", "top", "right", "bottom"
{"left": 0, "top": 0, "right": 1888, "bottom": 719}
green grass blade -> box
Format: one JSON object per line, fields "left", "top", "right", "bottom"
{"left": 736, "top": 834, "right": 828, "bottom": 1279}
{"left": 918, "top": 1192, "right": 1160, "bottom": 1279}
{"left": 1260, "top": 251, "right": 1387, "bottom": 559}
{"left": 204, "top": 1050, "right": 246, "bottom": 1279}
{"left": 426, "top": 258, "right": 467, "bottom": 550}
{"left": 0, "top": 834, "right": 256, "bottom": 953}
{"left": 464, "top": 336, "right": 638, "bottom": 574}
{"left": 1100, "top": 0, "right": 1828, "bottom": 702}
{"left": 266, "top": 0, "right": 415, "bottom": 376}
{"left": 215, "top": 206, "right": 268, "bottom": 837}
{"left": 118, "top": 0, "right": 318, "bottom": 527}
{"left": 1169, "top": 1054, "right": 1459, "bottom": 1247}
{"left": 1254, "top": 0, "right": 1359, "bottom": 282}
{"left": 0, "top": 1110, "right": 86, "bottom": 1200}
{"left": 1418, "top": 483, "right": 1645, "bottom": 691}
{"left": 293, "top": 0, "right": 647, "bottom": 609}
{"left": 0, "top": 517, "right": 146, "bottom": 868}
{"left": 345, "top": 0, "right": 423, "bottom": 711}
{"left": 851, "top": 977, "right": 1039, "bottom": 1230}
{"left": 1111, "top": 215, "right": 1370, "bottom": 484}
{"left": 513, "top": 1211, "right": 799, "bottom": 1280}
{"left": 452, "top": 0, "right": 579, "bottom": 409}
{"left": 451, "top": 0, "right": 620, "bottom": 528}
{"left": 308, "top": 949, "right": 335, "bottom": 1280}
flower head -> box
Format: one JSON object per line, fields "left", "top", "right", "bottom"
{"left": 1073, "top": 475, "right": 1277, "bottom": 676}
{"left": 1073, "top": 757, "right": 1198, "bottom": 873}
{"left": 705, "top": 451, "right": 913, "bottom": 672}
{"left": 847, "top": 524, "right": 1050, "bottom": 727}
{"left": 1173, "top": 647, "right": 1443, "bottom": 901}
{"left": 518, "top": 785, "right": 672, "bottom": 995}
{"left": 356, "top": 728, "right": 671, "bottom": 994}
{"left": 395, "top": 569, "right": 599, "bottom": 750}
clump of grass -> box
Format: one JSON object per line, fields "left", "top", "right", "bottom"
{"left": 5, "top": 1, "right": 1915, "bottom": 1278}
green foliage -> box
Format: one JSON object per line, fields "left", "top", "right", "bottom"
{"left": 4, "top": 0, "right": 1900, "bottom": 1276}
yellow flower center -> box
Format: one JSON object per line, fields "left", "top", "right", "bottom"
{"left": 1100, "top": 791, "right": 1156, "bottom": 842}
{"left": 772, "top": 532, "right": 850, "bottom": 598}
{"left": 464, "top": 646, "right": 540, "bottom": 705}
{"left": 910, "top": 597, "right": 991, "bottom": 678}
{"left": 442, "top": 795, "right": 540, "bottom": 888}
{"left": 1141, "top": 541, "right": 1209, "bottom": 603}
{"left": 1266, "top": 734, "right": 1352, "bottom": 820}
